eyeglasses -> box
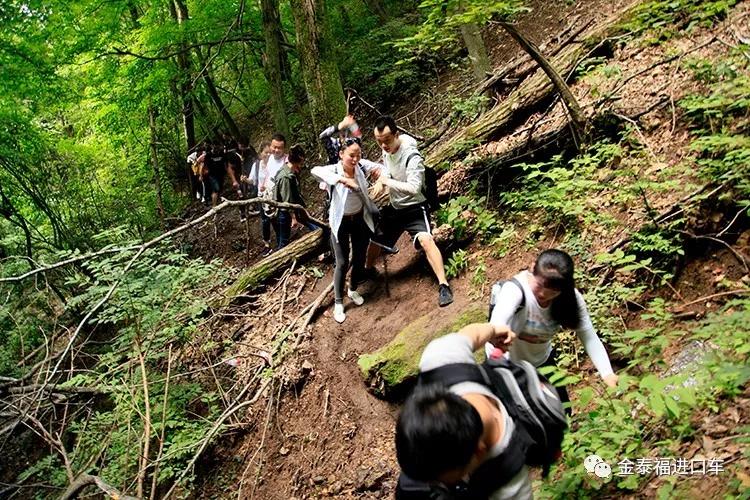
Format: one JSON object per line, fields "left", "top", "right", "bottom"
{"left": 341, "top": 137, "right": 361, "bottom": 149}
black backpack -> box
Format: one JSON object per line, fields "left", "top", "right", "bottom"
{"left": 487, "top": 277, "right": 525, "bottom": 321}
{"left": 397, "top": 358, "right": 567, "bottom": 499}
{"left": 406, "top": 152, "right": 439, "bottom": 212}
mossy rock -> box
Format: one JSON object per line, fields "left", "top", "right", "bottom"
{"left": 357, "top": 306, "right": 486, "bottom": 400}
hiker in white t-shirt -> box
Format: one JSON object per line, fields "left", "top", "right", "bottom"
{"left": 257, "top": 133, "right": 288, "bottom": 255}
{"left": 488, "top": 249, "right": 619, "bottom": 410}
{"left": 396, "top": 322, "right": 532, "bottom": 499}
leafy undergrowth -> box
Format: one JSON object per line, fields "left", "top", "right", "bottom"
{"left": 437, "top": 16, "right": 750, "bottom": 495}
{"left": 1, "top": 239, "right": 232, "bottom": 495}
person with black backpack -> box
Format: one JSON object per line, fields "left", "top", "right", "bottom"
{"left": 396, "top": 321, "right": 567, "bottom": 499}
{"left": 311, "top": 137, "right": 381, "bottom": 323}
{"left": 487, "top": 249, "right": 619, "bottom": 410}
{"left": 364, "top": 115, "right": 453, "bottom": 307}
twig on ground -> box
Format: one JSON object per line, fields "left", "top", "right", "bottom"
{"left": 60, "top": 474, "right": 139, "bottom": 500}
{"left": 149, "top": 343, "right": 173, "bottom": 500}
{"left": 135, "top": 341, "right": 152, "bottom": 499}
{"left": 716, "top": 208, "right": 746, "bottom": 238}
{"left": 678, "top": 230, "right": 750, "bottom": 273}
{"left": 673, "top": 289, "right": 750, "bottom": 310}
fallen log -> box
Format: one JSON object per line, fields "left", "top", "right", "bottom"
{"left": 218, "top": 228, "right": 327, "bottom": 307}
{"left": 357, "top": 306, "right": 486, "bottom": 399}
{"left": 426, "top": 5, "right": 639, "bottom": 167}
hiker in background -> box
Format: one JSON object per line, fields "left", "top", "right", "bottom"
{"left": 225, "top": 140, "right": 244, "bottom": 219}
{"left": 205, "top": 141, "right": 226, "bottom": 207}
{"left": 311, "top": 136, "right": 381, "bottom": 324}
{"left": 365, "top": 115, "right": 453, "bottom": 307}
{"left": 187, "top": 144, "right": 207, "bottom": 204}
{"left": 395, "top": 322, "right": 532, "bottom": 499}
{"left": 257, "top": 133, "right": 288, "bottom": 254}
{"left": 272, "top": 144, "right": 319, "bottom": 250}
{"left": 487, "top": 249, "right": 619, "bottom": 411}
{"left": 319, "top": 114, "right": 362, "bottom": 165}
{"left": 242, "top": 141, "right": 270, "bottom": 222}
{"left": 267, "top": 133, "right": 288, "bottom": 178}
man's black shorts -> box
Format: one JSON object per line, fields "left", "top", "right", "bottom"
{"left": 370, "top": 203, "right": 432, "bottom": 251}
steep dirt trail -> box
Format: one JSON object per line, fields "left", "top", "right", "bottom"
{"left": 235, "top": 236, "right": 540, "bottom": 499}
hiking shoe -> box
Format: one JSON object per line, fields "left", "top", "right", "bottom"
{"left": 438, "top": 284, "right": 454, "bottom": 307}
{"left": 361, "top": 267, "right": 380, "bottom": 282}
{"left": 333, "top": 303, "right": 346, "bottom": 323}
{"left": 240, "top": 216, "right": 247, "bottom": 223}
{"left": 347, "top": 289, "right": 364, "bottom": 306}
{"left": 262, "top": 247, "right": 274, "bottom": 257}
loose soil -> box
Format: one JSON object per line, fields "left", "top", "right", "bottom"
{"left": 182, "top": 1, "right": 750, "bottom": 498}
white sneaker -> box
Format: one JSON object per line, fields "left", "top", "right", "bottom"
{"left": 347, "top": 289, "right": 364, "bottom": 306}
{"left": 333, "top": 303, "right": 346, "bottom": 323}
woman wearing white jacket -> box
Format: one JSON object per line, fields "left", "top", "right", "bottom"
{"left": 311, "top": 137, "right": 382, "bottom": 323}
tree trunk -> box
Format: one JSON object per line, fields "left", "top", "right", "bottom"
{"left": 498, "top": 21, "right": 586, "bottom": 144}
{"left": 171, "top": 0, "right": 196, "bottom": 152}
{"left": 361, "top": 0, "right": 388, "bottom": 21}
{"left": 261, "top": 0, "right": 290, "bottom": 136}
{"left": 459, "top": 1, "right": 491, "bottom": 82}
{"left": 148, "top": 104, "right": 166, "bottom": 228}
{"left": 219, "top": 228, "right": 327, "bottom": 307}
{"left": 289, "top": 0, "right": 347, "bottom": 133}
{"left": 193, "top": 45, "right": 243, "bottom": 140}
{"left": 357, "top": 306, "right": 487, "bottom": 399}
{"left": 424, "top": 7, "right": 649, "bottom": 167}
{"left": 427, "top": 43, "right": 583, "bottom": 166}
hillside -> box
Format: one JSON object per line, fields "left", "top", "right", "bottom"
{"left": 1, "top": 0, "right": 749, "bottom": 499}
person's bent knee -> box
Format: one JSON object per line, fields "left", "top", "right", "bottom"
{"left": 415, "top": 232, "right": 435, "bottom": 249}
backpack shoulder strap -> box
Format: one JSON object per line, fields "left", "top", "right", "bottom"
{"left": 418, "top": 363, "right": 490, "bottom": 389}
{"left": 507, "top": 277, "right": 525, "bottom": 308}
{"left": 405, "top": 152, "right": 423, "bottom": 169}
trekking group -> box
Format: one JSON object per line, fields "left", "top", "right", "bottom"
{"left": 188, "top": 115, "right": 620, "bottom": 499}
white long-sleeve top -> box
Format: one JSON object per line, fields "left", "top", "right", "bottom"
{"left": 379, "top": 134, "right": 426, "bottom": 209}
{"left": 489, "top": 270, "right": 614, "bottom": 378}
{"left": 311, "top": 160, "right": 381, "bottom": 242}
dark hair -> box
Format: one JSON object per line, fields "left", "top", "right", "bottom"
{"left": 288, "top": 144, "right": 305, "bottom": 164}
{"left": 533, "top": 249, "right": 580, "bottom": 329}
{"left": 271, "top": 133, "right": 286, "bottom": 144}
{"left": 374, "top": 115, "right": 398, "bottom": 135}
{"left": 396, "top": 385, "right": 483, "bottom": 481}
{"left": 338, "top": 136, "right": 361, "bottom": 152}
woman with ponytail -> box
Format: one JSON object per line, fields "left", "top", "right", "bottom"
{"left": 488, "top": 249, "right": 619, "bottom": 407}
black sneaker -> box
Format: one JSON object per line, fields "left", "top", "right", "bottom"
{"left": 438, "top": 284, "right": 454, "bottom": 307}
{"left": 262, "top": 247, "right": 274, "bottom": 257}
{"left": 361, "top": 267, "right": 380, "bottom": 283}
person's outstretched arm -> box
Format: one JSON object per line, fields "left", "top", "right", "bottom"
{"left": 574, "top": 291, "right": 618, "bottom": 387}
{"left": 457, "top": 323, "right": 515, "bottom": 352}
{"left": 379, "top": 154, "right": 423, "bottom": 195}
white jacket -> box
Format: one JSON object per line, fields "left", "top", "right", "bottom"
{"left": 311, "top": 160, "right": 382, "bottom": 242}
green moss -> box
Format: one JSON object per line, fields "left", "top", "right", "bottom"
{"left": 357, "top": 306, "right": 487, "bottom": 398}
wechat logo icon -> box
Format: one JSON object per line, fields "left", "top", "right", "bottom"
{"left": 584, "top": 454, "right": 612, "bottom": 479}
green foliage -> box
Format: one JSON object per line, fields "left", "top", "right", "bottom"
{"left": 446, "top": 248, "right": 469, "bottom": 278}
{"left": 451, "top": 93, "right": 489, "bottom": 118}
{"left": 437, "top": 191, "right": 500, "bottom": 241}
{"left": 500, "top": 142, "right": 622, "bottom": 228}
{"left": 338, "top": 18, "right": 430, "bottom": 106}
{"left": 681, "top": 57, "right": 750, "bottom": 204}
{"left": 541, "top": 260, "right": 750, "bottom": 500}
{"left": 619, "top": 0, "right": 738, "bottom": 44}
{"left": 393, "top": 0, "right": 527, "bottom": 63}
{"left": 3, "top": 240, "right": 229, "bottom": 495}
{"left": 489, "top": 225, "right": 517, "bottom": 258}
